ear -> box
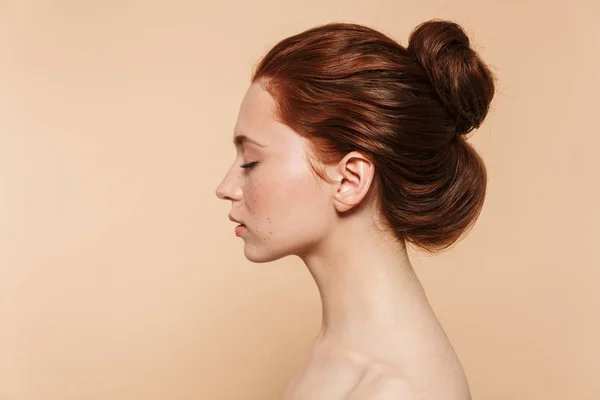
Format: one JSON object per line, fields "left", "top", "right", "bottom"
{"left": 329, "top": 151, "right": 375, "bottom": 213}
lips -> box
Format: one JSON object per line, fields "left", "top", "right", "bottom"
{"left": 228, "top": 214, "right": 245, "bottom": 225}
{"left": 235, "top": 224, "right": 246, "bottom": 236}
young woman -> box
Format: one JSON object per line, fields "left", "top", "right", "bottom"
{"left": 216, "top": 18, "right": 496, "bottom": 400}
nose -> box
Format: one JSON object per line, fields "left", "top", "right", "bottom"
{"left": 215, "top": 177, "right": 241, "bottom": 201}
{"left": 215, "top": 181, "right": 229, "bottom": 200}
{"left": 216, "top": 160, "right": 244, "bottom": 201}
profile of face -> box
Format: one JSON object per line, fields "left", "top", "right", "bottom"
{"left": 215, "top": 81, "right": 338, "bottom": 263}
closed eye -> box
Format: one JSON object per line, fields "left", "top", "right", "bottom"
{"left": 240, "top": 162, "right": 258, "bottom": 169}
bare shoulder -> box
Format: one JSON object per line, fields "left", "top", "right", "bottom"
{"left": 344, "top": 362, "right": 472, "bottom": 400}
{"left": 344, "top": 368, "right": 416, "bottom": 400}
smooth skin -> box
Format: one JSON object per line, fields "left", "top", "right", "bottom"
{"left": 215, "top": 80, "right": 472, "bottom": 400}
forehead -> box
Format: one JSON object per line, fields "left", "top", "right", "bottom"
{"left": 232, "top": 82, "right": 276, "bottom": 149}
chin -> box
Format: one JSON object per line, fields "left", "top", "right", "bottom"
{"left": 243, "top": 244, "right": 294, "bottom": 264}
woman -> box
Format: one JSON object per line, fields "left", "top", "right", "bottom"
{"left": 216, "top": 18, "right": 495, "bottom": 400}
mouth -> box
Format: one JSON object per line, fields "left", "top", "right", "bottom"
{"left": 228, "top": 215, "right": 244, "bottom": 225}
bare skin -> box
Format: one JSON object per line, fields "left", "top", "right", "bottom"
{"left": 282, "top": 240, "right": 471, "bottom": 400}
{"left": 216, "top": 80, "right": 472, "bottom": 399}
{"left": 282, "top": 277, "right": 471, "bottom": 400}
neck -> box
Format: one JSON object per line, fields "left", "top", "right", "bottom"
{"left": 298, "top": 226, "right": 435, "bottom": 356}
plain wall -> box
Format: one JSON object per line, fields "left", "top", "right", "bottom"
{"left": 0, "top": 0, "right": 598, "bottom": 399}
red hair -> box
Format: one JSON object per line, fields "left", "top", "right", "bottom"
{"left": 251, "top": 19, "right": 496, "bottom": 253}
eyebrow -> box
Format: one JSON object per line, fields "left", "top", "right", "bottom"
{"left": 233, "top": 134, "right": 268, "bottom": 148}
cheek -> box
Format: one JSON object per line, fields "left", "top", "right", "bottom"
{"left": 244, "top": 164, "right": 330, "bottom": 240}
{"left": 289, "top": 176, "right": 332, "bottom": 238}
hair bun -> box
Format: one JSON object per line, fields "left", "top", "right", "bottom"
{"left": 407, "top": 19, "right": 496, "bottom": 135}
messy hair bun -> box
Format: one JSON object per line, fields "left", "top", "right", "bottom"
{"left": 252, "top": 19, "right": 497, "bottom": 253}
{"left": 407, "top": 19, "right": 496, "bottom": 135}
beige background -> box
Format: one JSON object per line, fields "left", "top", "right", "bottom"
{"left": 0, "top": 0, "right": 598, "bottom": 399}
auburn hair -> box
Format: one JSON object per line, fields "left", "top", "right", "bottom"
{"left": 250, "top": 19, "right": 496, "bottom": 254}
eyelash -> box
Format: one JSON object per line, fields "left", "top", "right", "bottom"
{"left": 240, "top": 161, "right": 258, "bottom": 169}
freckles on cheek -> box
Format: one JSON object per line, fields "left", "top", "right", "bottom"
{"left": 248, "top": 178, "right": 279, "bottom": 217}
{"left": 244, "top": 181, "right": 277, "bottom": 239}
{"left": 243, "top": 180, "right": 264, "bottom": 220}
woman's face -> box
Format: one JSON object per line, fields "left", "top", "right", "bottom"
{"left": 215, "top": 82, "right": 334, "bottom": 263}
